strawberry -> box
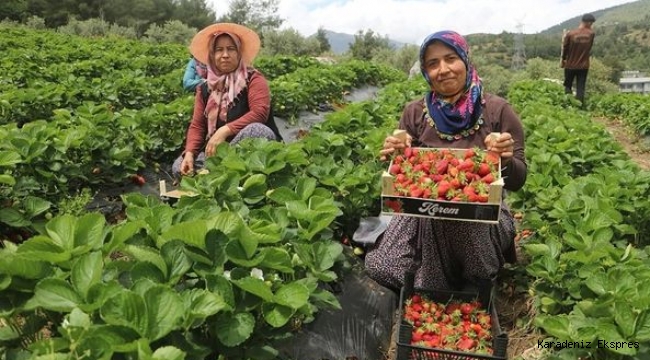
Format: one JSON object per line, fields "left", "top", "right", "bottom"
{"left": 132, "top": 174, "right": 146, "bottom": 186}
{"left": 477, "top": 162, "right": 491, "bottom": 176}
{"left": 481, "top": 173, "right": 495, "bottom": 184}
{"left": 436, "top": 180, "right": 451, "bottom": 198}
{"left": 389, "top": 163, "right": 401, "bottom": 175}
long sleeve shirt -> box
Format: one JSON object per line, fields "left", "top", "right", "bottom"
{"left": 562, "top": 28, "right": 595, "bottom": 70}
{"left": 183, "top": 70, "right": 271, "bottom": 155}
{"left": 182, "top": 58, "right": 207, "bottom": 92}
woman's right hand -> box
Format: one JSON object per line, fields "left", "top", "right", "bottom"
{"left": 379, "top": 133, "right": 412, "bottom": 161}
{"left": 180, "top": 153, "right": 195, "bottom": 176}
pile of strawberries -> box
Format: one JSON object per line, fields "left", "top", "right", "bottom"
{"left": 403, "top": 293, "right": 494, "bottom": 355}
{"left": 388, "top": 147, "right": 500, "bottom": 202}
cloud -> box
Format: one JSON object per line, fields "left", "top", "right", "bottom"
{"left": 210, "top": 0, "right": 635, "bottom": 44}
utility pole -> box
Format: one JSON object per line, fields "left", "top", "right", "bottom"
{"left": 511, "top": 22, "right": 526, "bottom": 70}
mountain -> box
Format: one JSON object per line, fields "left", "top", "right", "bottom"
{"left": 319, "top": 29, "right": 410, "bottom": 54}
{"left": 542, "top": 0, "right": 650, "bottom": 35}
{"left": 463, "top": 0, "right": 650, "bottom": 73}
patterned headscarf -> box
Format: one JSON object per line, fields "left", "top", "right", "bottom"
{"left": 419, "top": 30, "right": 483, "bottom": 138}
{"left": 205, "top": 32, "right": 249, "bottom": 138}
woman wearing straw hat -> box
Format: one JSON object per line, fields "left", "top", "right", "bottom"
{"left": 173, "top": 23, "right": 283, "bottom": 177}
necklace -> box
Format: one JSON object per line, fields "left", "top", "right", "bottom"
{"left": 422, "top": 99, "right": 484, "bottom": 141}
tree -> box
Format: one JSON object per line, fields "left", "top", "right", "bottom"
{"left": 261, "top": 28, "right": 320, "bottom": 56}
{"left": 0, "top": 0, "right": 28, "bottom": 21}
{"left": 218, "top": 0, "right": 283, "bottom": 34}
{"left": 348, "top": 29, "right": 391, "bottom": 61}
{"left": 314, "top": 26, "right": 330, "bottom": 54}
{"left": 170, "top": 0, "right": 216, "bottom": 30}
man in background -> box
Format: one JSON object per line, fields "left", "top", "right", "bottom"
{"left": 561, "top": 13, "right": 596, "bottom": 108}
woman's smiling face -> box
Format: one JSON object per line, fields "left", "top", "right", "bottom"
{"left": 422, "top": 41, "right": 467, "bottom": 99}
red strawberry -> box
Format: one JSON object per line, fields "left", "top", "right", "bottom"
{"left": 481, "top": 173, "right": 495, "bottom": 184}
{"left": 477, "top": 163, "right": 491, "bottom": 176}
{"left": 132, "top": 174, "right": 146, "bottom": 186}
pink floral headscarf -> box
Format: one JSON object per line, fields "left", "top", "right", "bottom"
{"left": 205, "top": 32, "right": 249, "bottom": 138}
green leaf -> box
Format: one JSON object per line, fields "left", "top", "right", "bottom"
{"left": 232, "top": 277, "right": 274, "bottom": 301}
{"left": 635, "top": 310, "right": 650, "bottom": 341}
{"left": 16, "top": 235, "right": 70, "bottom": 263}
{"left": 152, "top": 346, "right": 186, "bottom": 360}
{"left": 313, "top": 241, "right": 343, "bottom": 272}
{"left": 0, "top": 251, "right": 52, "bottom": 279}
{"left": 0, "top": 273, "right": 10, "bottom": 291}
{"left": 22, "top": 197, "right": 51, "bottom": 217}
{"left": 247, "top": 219, "right": 282, "bottom": 244}
{"left": 266, "top": 187, "right": 300, "bottom": 204}
{"left": 100, "top": 291, "right": 149, "bottom": 337}
{"left": 535, "top": 315, "right": 571, "bottom": 339}
{"left": 26, "top": 278, "right": 82, "bottom": 312}
{"left": 144, "top": 286, "right": 183, "bottom": 341}
{"left": 522, "top": 243, "right": 550, "bottom": 257}
{"left": 210, "top": 212, "right": 244, "bottom": 237}
{"left": 262, "top": 303, "right": 295, "bottom": 328}
{"left": 71, "top": 251, "right": 103, "bottom": 299}
{"left": 214, "top": 312, "right": 255, "bottom": 347}
{"left": 310, "top": 288, "right": 341, "bottom": 310}
{"left": 0, "top": 151, "right": 21, "bottom": 166}
{"left": 91, "top": 325, "right": 140, "bottom": 353}
{"left": 182, "top": 289, "right": 229, "bottom": 328}
{"left": 160, "top": 220, "right": 208, "bottom": 249}
{"left": 0, "top": 208, "right": 30, "bottom": 227}
{"left": 258, "top": 247, "right": 294, "bottom": 273}
{"left": 73, "top": 213, "right": 106, "bottom": 251}
{"left": 245, "top": 345, "right": 279, "bottom": 360}
{"left": 592, "top": 227, "right": 614, "bottom": 244}
{"left": 225, "top": 240, "right": 264, "bottom": 267}
{"left": 584, "top": 272, "right": 609, "bottom": 295}
{"left": 597, "top": 321, "right": 637, "bottom": 355}
{"left": 241, "top": 174, "right": 268, "bottom": 204}
{"left": 0, "top": 174, "right": 15, "bottom": 186}
{"left": 45, "top": 214, "right": 76, "bottom": 250}
{"left": 273, "top": 282, "right": 309, "bottom": 309}
{"left": 104, "top": 220, "right": 144, "bottom": 254}
{"left": 123, "top": 245, "right": 168, "bottom": 278}
{"left": 161, "top": 241, "right": 193, "bottom": 285}
{"left": 614, "top": 301, "right": 637, "bottom": 338}
{"left": 296, "top": 177, "right": 317, "bottom": 200}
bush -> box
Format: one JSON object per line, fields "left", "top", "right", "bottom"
{"left": 57, "top": 18, "right": 110, "bottom": 37}
{"left": 143, "top": 20, "right": 196, "bottom": 45}
{"left": 25, "top": 15, "right": 46, "bottom": 30}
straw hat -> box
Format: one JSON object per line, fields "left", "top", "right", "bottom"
{"left": 189, "top": 23, "right": 261, "bottom": 66}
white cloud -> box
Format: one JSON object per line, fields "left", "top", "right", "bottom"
{"left": 209, "top": 0, "right": 635, "bottom": 45}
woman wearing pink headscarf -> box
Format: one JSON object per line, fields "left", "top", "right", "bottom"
{"left": 173, "top": 23, "right": 282, "bottom": 177}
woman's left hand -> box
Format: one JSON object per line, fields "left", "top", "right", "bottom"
{"left": 206, "top": 126, "right": 233, "bottom": 156}
{"left": 485, "top": 132, "right": 515, "bottom": 160}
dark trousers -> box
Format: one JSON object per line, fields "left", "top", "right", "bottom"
{"left": 564, "top": 68, "right": 589, "bottom": 106}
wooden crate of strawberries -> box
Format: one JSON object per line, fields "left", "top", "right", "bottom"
{"left": 396, "top": 287, "right": 508, "bottom": 360}
{"left": 381, "top": 132, "right": 504, "bottom": 223}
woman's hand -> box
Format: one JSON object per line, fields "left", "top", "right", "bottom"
{"left": 379, "top": 133, "right": 412, "bottom": 161}
{"left": 180, "top": 152, "right": 195, "bottom": 176}
{"left": 206, "top": 126, "right": 234, "bottom": 156}
{"left": 485, "top": 132, "right": 515, "bottom": 161}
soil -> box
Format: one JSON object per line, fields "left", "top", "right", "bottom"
{"left": 592, "top": 116, "right": 650, "bottom": 170}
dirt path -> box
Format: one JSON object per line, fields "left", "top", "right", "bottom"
{"left": 593, "top": 116, "right": 650, "bottom": 170}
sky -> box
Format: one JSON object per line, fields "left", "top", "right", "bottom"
{"left": 209, "top": 0, "right": 637, "bottom": 45}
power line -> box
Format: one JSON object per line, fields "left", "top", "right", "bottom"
{"left": 511, "top": 22, "right": 526, "bottom": 70}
